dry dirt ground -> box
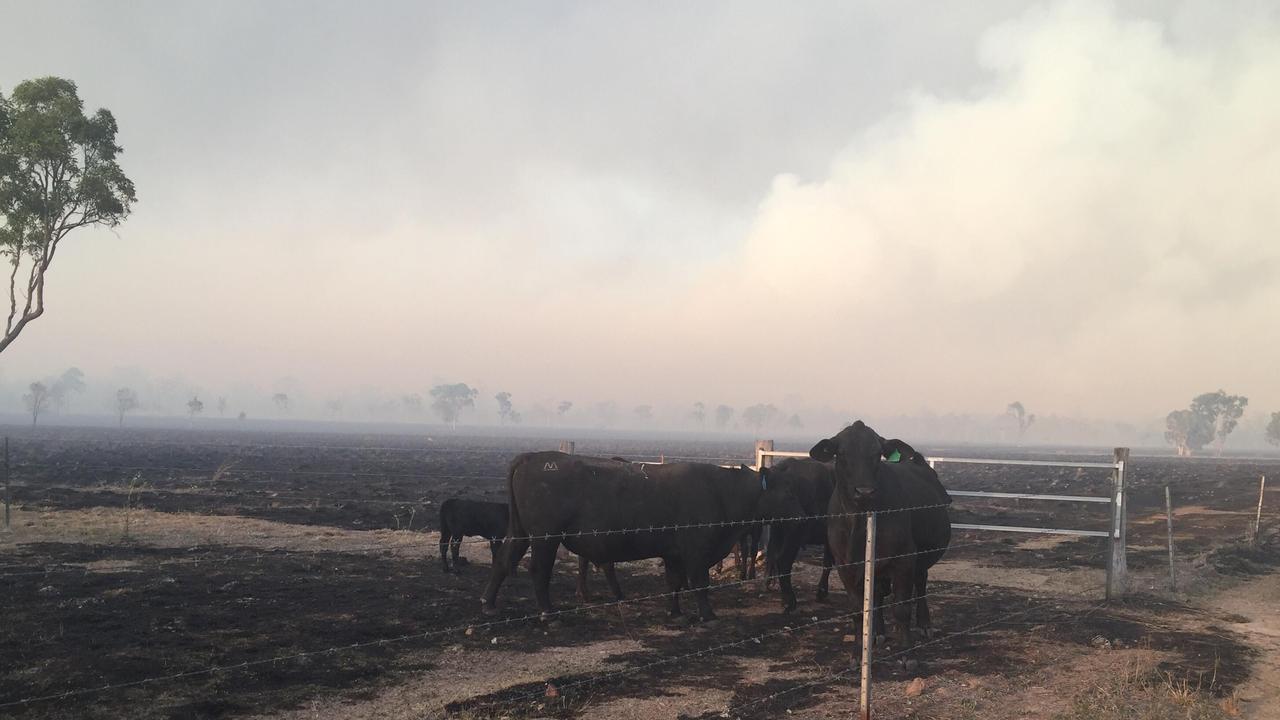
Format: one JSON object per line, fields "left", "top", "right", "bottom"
{"left": 2, "top": 427, "right": 1279, "bottom": 719}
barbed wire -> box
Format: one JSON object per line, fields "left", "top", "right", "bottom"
{"left": 0, "top": 507, "right": 1090, "bottom": 579}
{"left": 7, "top": 436, "right": 757, "bottom": 462}
{"left": 479, "top": 585, "right": 989, "bottom": 718}
{"left": 11, "top": 463, "right": 508, "bottom": 482}
{"left": 728, "top": 550, "right": 1110, "bottom": 717}
{"left": 10, "top": 482, "right": 451, "bottom": 507}
{"left": 0, "top": 541, "right": 1011, "bottom": 709}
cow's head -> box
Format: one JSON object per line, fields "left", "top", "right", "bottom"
{"left": 753, "top": 463, "right": 805, "bottom": 521}
{"left": 809, "top": 420, "right": 883, "bottom": 504}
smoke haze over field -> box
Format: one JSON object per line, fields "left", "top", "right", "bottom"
{"left": 1, "top": 1, "right": 1278, "bottom": 435}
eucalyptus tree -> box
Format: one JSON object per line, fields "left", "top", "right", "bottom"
{"left": 1, "top": 78, "right": 136, "bottom": 354}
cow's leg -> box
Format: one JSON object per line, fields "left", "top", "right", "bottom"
{"left": 602, "top": 562, "right": 624, "bottom": 600}
{"left": 689, "top": 562, "right": 716, "bottom": 621}
{"left": 746, "top": 528, "right": 760, "bottom": 580}
{"left": 914, "top": 566, "right": 932, "bottom": 639}
{"left": 833, "top": 556, "right": 863, "bottom": 663}
{"left": 528, "top": 538, "right": 561, "bottom": 619}
{"left": 488, "top": 540, "right": 501, "bottom": 567}
{"left": 576, "top": 555, "right": 593, "bottom": 603}
{"left": 764, "top": 524, "right": 783, "bottom": 590}
{"left": 873, "top": 576, "right": 890, "bottom": 645}
{"left": 663, "top": 556, "right": 686, "bottom": 617}
{"left": 889, "top": 562, "right": 916, "bottom": 666}
{"left": 816, "top": 544, "right": 833, "bottom": 601}
{"left": 775, "top": 526, "right": 804, "bottom": 613}
{"left": 451, "top": 536, "right": 468, "bottom": 567}
{"left": 440, "top": 531, "right": 453, "bottom": 573}
{"left": 481, "top": 536, "right": 528, "bottom": 614}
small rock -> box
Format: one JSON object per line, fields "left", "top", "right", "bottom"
{"left": 905, "top": 678, "right": 926, "bottom": 698}
{"left": 842, "top": 634, "right": 856, "bottom": 643}
{"left": 545, "top": 683, "right": 559, "bottom": 698}
{"left": 464, "top": 627, "right": 474, "bottom": 636}
{"left": 490, "top": 637, "right": 498, "bottom": 645}
{"left": 37, "top": 585, "right": 58, "bottom": 597}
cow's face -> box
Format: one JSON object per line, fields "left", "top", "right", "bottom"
{"left": 754, "top": 465, "right": 805, "bottom": 521}
{"left": 809, "top": 420, "right": 883, "bottom": 502}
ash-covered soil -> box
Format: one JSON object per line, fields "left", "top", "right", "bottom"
{"left": 2, "top": 426, "right": 1277, "bottom": 719}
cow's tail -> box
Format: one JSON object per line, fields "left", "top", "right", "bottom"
{"left": 504, "top": 455, "right": 527, "bottom": 541}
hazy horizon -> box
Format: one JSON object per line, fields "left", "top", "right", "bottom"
{"left": 2, "top": 1, "right": 1278, "bottom": 436}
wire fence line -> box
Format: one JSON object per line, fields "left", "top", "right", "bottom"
{"left": 9, "top": 436, "right": 754, "bottom": 463}
{"left": 470, "top": 589, "right": 959, "bottom": 716}
{"left": 2, "top": 437, "right": 1130, "bottom": 716}
{"left": 11, "top": 463, "right": 509, "bottom": 482}
{"left": 6, "top": 482, "right": 958, "bottom": 549}
{"left": 729, "top": 551, "right": 1112, "bottom": 717}
{"left": 0, "top": 541, "right": 1012, "bottom": 710}
{"left": 10, "top": 482, "right": 450, "bottom": 507}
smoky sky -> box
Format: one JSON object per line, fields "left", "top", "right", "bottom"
{"left": 0, "top": 0, "right": 1277, "bottom": 424}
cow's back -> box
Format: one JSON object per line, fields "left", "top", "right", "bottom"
{"left": 507, "top": 453, "right": 748, "bottom": 565}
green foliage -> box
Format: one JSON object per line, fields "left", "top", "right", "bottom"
{"left": 23, "top": 380, "right": 51, "bottom": 425}
{"left": 0, "top": 77, "right": 136, "bottom": 353}
{"left": 1007, "top": 401, "right": 1035, "bottom": 438}
{"left": 742, "top": 403, "right": 780, "bottom": 431}
{"left": 715, "top": 404, "right": 734, "bottom": 429}
{"left": 1165, "top": 409, "right": 1210, "bottom": 456}
{"left": 430, "top": 383, "right": 478, "bottom": 427}
{"left": 1166, "top": 390, "right": 1248, "bottom": 456}
{"left": 690, "top": 401, "right": 706, "bottom": 425}
{"left": 1191, "top": 390, "right": 1249, "bottom": 454}
{"left": 115, "top": 387, "right": 139, "bottom": 427}
{"left": 50, "top": 366, "right": 85, "bottom": 411}
{"left": 494, "top": 392, "right": 513, "bottom": 423}
{"left": 1267, "top": 412, "right": 1280, "bottom": 447}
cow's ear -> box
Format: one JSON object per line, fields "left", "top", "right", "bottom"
{"left": 809, "top": 438, "right": 837, "bottom": 462}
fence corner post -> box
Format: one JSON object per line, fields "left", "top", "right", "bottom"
{"left": 754, "top": 439, "right": 774, "bottom": 471}
{"left": 1106, "top": 447, "right": 1129, "bottom": 601}
{"left": 559, "top": 440, "right": 575, "bottom": 455}
{"left": 860, "top": 511, "right": 876, "bottom": 720}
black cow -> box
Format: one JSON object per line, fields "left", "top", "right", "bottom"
{"left": 439, "top": 498, "right": 508, "bottom": 573}
{"left": 439, "top": 498, "right": 623, "bottom": 601}
{"left": 760, "top": 458, "right": 835, "bottom": 612}
{"left": 481, "top": 453, "right": 802, "bottom": 621}
{"left": 810, "top": 421, "right": 951, "bottom": 665}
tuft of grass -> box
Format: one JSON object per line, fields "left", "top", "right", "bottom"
{"left": 1056, "top": 656, "right": 1241, "bottom": 720}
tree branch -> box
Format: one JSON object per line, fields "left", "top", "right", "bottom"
{"left": 6, "top": 254, "right": 19, "bottom": 336}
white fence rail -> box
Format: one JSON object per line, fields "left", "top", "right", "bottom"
{"left": 752, "top": 445, "right": 1130, "bottom": 600}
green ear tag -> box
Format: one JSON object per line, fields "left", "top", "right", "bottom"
{"left": 887, "top": 449, "right": 902, "bottom": 463}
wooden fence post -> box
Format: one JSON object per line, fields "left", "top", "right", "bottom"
{"left": 559, "top": 440, "right": 575, "bottom": 455}
{"left": 1165, "top": 486, "right": 1175, "bottom": 591}
{"left": 859, "top": 512, "right": 876, "bottom": 720}
{"left": 1253, "top": 475, "right": 1266, "bottom": 546}
{"left": 1106, "top": 447, "right": 1129, "bottom": 601}
{"left": 754, "top": 439, "right": 774, "bottom": 471}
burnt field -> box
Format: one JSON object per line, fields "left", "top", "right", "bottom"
{"left": 2, "top": 425, "right": 1279, "bottom": 719}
